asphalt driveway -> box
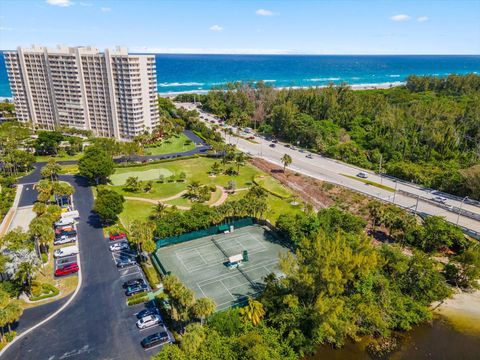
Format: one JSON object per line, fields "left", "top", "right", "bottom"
{"left": 3, "top": 175, "right": 153, "bottom": 360}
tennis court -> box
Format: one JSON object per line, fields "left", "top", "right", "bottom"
{"left": 154, "top": 224, "right": 289, "bottom": 310}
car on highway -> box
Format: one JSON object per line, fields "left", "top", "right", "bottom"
{"left": 54, "top": 245, "right": 79, "bottom": 258}
{"left": 54, "top": 235, "right": 77, "bottom": 246}
{"left": 306, "top": 154, "right": 313, "bottom": 159}
{"left": 271, "top": 139, "right": 278, "bottom": 143}
{"left": 137, "top": 307, "right": 160, "bottom": 319}
{"left": 357, "top": 172, "right": 368, "bottom": 179}
{"left": 55, "top": 263, "right": 79, "bottom": 277}
{"left": 126, "top": 283, "right": 148, "bottom": 296}
{"left": 110, "top": 232, "right": 127, "bottom": 241}
{"left": 432, "top": 196, "right": 447, "bottom": 204}
{"left": 269, "top": 143, "right": 276, "bottom": 148}
{"left": 109, "top": 242, "right": 129, "bottom": 252}
{"left": 136, "top": 314, "right": 162, "bottom": 329}
{"left": 123, "top": 278, "right": 145, "bottom": 288}
{"left": 116, "top": 257, "right": 136, "bottom": 268}
{"left": 141, "top": 331, "right": 169, "bottom": 349}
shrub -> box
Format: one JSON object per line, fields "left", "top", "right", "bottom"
{"left": 41, "top": 253, "right": 48, "bottom": 263}
{"left": 5, "top": 331, "right": 17, "bottom": 342}
{"left": 127, "top": 296, "right": 149, "bottom": 306}
{"left": 141, "top": 262, "right": 162, "bottom": 288}
{"left": 29, "top": 283, "right": 60, "bottom": 301}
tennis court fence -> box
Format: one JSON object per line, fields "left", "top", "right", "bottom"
{"left": 154, "top": 217, "right": 255, "bottom": 249}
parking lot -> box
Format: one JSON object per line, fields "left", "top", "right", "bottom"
{"left": 107, "top": 236, "right": 172, "bottom": 351}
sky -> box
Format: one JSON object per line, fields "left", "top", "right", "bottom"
{"left": 0, "top": 0, "right": 479, "bottom": 54}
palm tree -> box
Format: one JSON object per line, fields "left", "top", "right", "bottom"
{"left": 235, "top": 152, "right": 246, "bottom": 173}
{"left": 15, "top": 262, "right": 36, "bottom": 295}
{"left": 191, "top": 297, "right": 216, "bottom": 325}
{"left": 186, "top": 181, "right": 202, "bottom": 200}
{"left": 151, "top": 202, "right": 167, "bottom": 220}
{"left": 53, "top": 182, "right": 74, "bottom": 206}
{"left": 281, "top": 153, "right": 292, "bottom": 172}
{"left": 128, "top": 220, "right": 156, "bottom": 258}
{"left": 40, "top": 159, "right": 61, "bottom": 181}
{"left": 239, "top": 298, "right": 265, "bottom": 326}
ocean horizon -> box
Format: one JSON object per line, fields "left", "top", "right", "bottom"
{"left": 0, "top": 53, "right": 479, "bottom": 97}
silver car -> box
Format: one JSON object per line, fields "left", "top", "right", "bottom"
{"left": 136, "top": 315, "right": 161, "bottom": 329}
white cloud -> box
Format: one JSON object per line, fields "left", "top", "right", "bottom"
{"left": 390, "top": 14, "right": 411, "bottom": 22}
{"left": 256, "top": 9, "right": 274, "bottom": 16}
{"left": 417, "top": 16, "right": 429, "bottom": 22}
{"left": 46, "top": 0, "right": 73, "bottom": 7}
{"left": 130, "top": 47, "right": 298, "bottom": 55}
{"left": 209, "top": 24, "right": 223, "bottom": 32}
{"left": 101, "top": 7, "right": 111, "bottom": 12}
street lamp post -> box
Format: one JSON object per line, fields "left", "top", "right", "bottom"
{"left": 456, "top": 196, "right": 469, "bottom": 226}
{"left": 392, "top": 181, "right": 398, "bottom": 204}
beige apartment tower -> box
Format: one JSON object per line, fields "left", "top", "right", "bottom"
{"left": 4, "top": 45, "right": 159, "bottom": 139}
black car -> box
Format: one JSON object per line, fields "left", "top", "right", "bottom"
{"left": 55, "top": 230, "right": 77, "bottom": 239}
{"left": 122, "top": 278, "right": 145, "bottom": 288}
{"left": 137, "top": 307, "right": 160, "bottom": 319}
{"left": 116, "top": 257, "right": 136, "bottom": 268}
{"left": 141, "top": 332, "right": 169, "bottom": 349}
{"left": 125, "top": 283, "right": 148, "bottom": 296}
{"left": 269, "top": 143, "right": 276, "bottom": 148}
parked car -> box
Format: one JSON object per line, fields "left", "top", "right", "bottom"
{"left": 432, "top": 196, "right": 447, "bottom": 204}
{"left": 109, "top": 232, "right": 127, "bottom": 241}
{"left": 306, "top": 154, "right": 313, "bottom": 159}
{"left": 141, "top": 331, "right": 169, "bottom": 349}
{"left": 136, "top": 314, "right": 161, "bottom": 329}
{"left": 55, "top": 226, "right": 73, "bottom": 235}
{"left": 269, "top": 143, "right": 276, "bottom": 148}
{"left": 54, "top": 236, "right": 76, "bottom": 245}
{"left": 137, "top": 307, "right": 160, "bottom": 319}
{"left": 55, "top": 218, "right": 74, "bottom": 227}
{"left": 271, "top": 139, "right": 278, "bottom": 143}
{"left": 126, "top": 283, "right": 148, "bottom": 296}
{"left": 55, "top": 230, "right": 77, "bottom": 239}
{"left": 109, "top": 242, "right": 129, "bottom": 252}
{"left": 116, "top": 257, "right": 136, "bottom": 268}
{"left": 55, "top": 263, "right": 79, "bottom": 277}
{"left": 54, "top": 245, "right": 79, "bottom": 258}
{"left": 357, "top": 172, "right": 368, "bottom": 179}
{"left": 123, "top": 278, "right": 145, "bottom": 289}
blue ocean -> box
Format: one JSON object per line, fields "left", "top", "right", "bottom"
{"left": 0, "top": 53, "right": 479, "bottom": 97}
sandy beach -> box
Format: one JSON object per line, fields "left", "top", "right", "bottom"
{"left": 434, "top": 288, "right": 480, "bottom": 334}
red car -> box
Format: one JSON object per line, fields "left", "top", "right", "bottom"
{"left": 109, "top": 232, "right": 127, "bottom": 241}
{"left": 55, "top": 263, "right": 79, "bottom": 277}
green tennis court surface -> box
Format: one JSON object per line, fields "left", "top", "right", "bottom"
{"left": 155, "top": 224, "right": 289, "bottom": 310}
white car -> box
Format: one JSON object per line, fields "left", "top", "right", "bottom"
{"left": 432, "top": 196, "right": 447, "bottom": 204}
{"left": 357, "top": 172, "right": 368, "bottom": 179}
{"left": 136, "top": 315, "right": 161, "bottom": 329}
{"left": 54, "top": 236, "right": 76, "bottom": 245}
{"left": 109, "top": 242, "right": 130, "bottom": 252}
{"left": 54, "top": 245, "right": 79, "bottom": 258}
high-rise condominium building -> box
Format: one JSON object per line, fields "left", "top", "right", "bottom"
{"left": 4, "top": 45, "right": 159, "bottom": 139}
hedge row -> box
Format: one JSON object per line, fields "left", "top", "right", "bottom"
{"left": 141, "top": 262, "right": 162, "bottom": 289}
{"left": 127, "top": 295, "right": 149, "bottom": 306}
{"left": 30, "top": 283, "right": 60, "bottom": 302}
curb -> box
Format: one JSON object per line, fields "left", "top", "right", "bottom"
{"left": 0, "top": 253, "right": 83, "bottom": 358}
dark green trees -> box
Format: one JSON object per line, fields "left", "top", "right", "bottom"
{"left": 78, "top": 146, "right": 115, "bottom": 185}
{"left": 93, "top": 187, "right": 124, "bottom": 224}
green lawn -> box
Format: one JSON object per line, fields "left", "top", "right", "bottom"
{"left": 165, "top": 187, "right": 224, "bottom": 208}
{"left": 254, "top": 175, "right": 292, "bottom": 199}
{"left": 144, "top": 133, "right": 195, "bottom": 156}
{"left": 341, "top": 173, "right": 395, "bottom": 192}
{"left": 109, "top": 157, "right": 258, "bottom": 200}
{"left": 119, "top": 200, "right": 155, "bottom": 227}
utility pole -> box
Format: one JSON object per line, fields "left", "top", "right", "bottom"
{"left": 379, "top": 154, "right": 383, "bottom": 184}
{"left": 414, "top": 195, "right": 419, "bottom": 216}
{"left": 392, "top": 181, "right": 398, "bottom": 204}
{"left": 457, "top": 196, "right": 468, "bottom": 225}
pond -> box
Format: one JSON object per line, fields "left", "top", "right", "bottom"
{"left": 309, "top": 316, "right": 480, "bottom": 360}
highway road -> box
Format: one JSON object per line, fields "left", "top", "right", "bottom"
{"left": 177, "top": 102, "right": 480, "bottom": 236}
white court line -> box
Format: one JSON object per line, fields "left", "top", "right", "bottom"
{"left": 219, "top": 280, "right": 235, "bottom": 300}
{"left": 196, "top": 259, "right": 279, "bottom": 288}
{"left": 182, "top": 247, "right": 271, "bottom": 274}
{"left": 175, "top": 251, "right": 190, "bottom": 272}
{"left": 195, "top": 248, "right": 208, "bottom": 265}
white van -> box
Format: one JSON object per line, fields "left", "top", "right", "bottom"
{"left": 61, "top": 210, "right": 80, "bottom": 220}
{"left": 54, "top": 245, "right": 79, "bottom": 258}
